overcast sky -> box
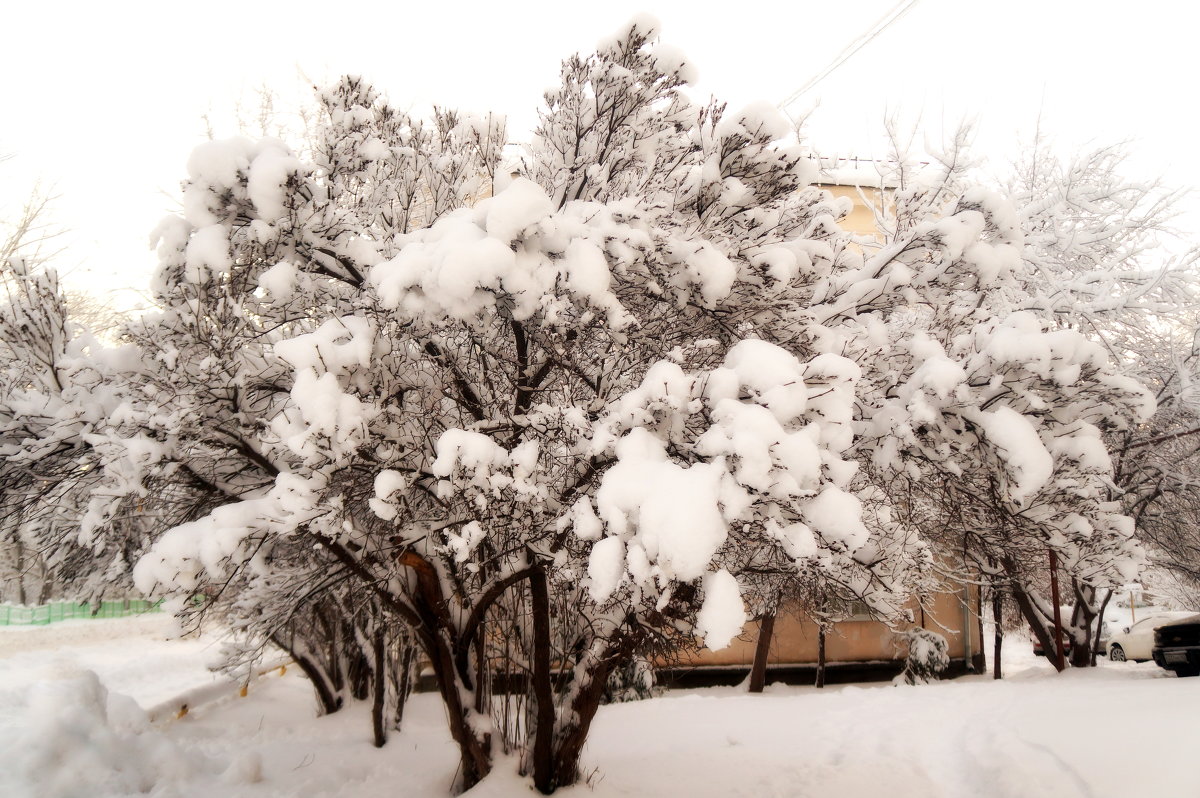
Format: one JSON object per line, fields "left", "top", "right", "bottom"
{"left": 4, "top": 0, "right": 1197, "bottom": 308}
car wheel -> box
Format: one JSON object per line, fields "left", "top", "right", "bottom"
{"left": 1110, "top": 644, "right": 1126, "bottom": 662}
{"left": 1174, "top": 665, "right": 1200, "bottom": 678}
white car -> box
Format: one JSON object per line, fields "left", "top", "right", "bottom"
{"left": 1108, "top": 612, "right": 1195, "bottom": 662}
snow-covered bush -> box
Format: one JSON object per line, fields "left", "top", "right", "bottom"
{"left": 894, "top": 627, "right": 950, "bottom": 685}
{"left": 7, "top": 15, "right": 1162, "bottom": 797}
{"left": 603, "top": 656, "right": 660, "bottom": 704}
{"left": 0, "top": 236, "right": 141, "bottom": 605}
{"left": 113, "top": 18, "right": 919, "bottom": 792}
{"left": 838, "top": 130, "right": 1176, "bottom": 670}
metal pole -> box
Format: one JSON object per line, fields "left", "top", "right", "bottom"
{"left": 1048, "top": 549, "right": 1066, "bottom": 670}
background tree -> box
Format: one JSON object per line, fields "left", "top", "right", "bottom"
{"left": 868, "top": 127, "right": 1200, "bottom": 667}
{"left": 824, "top": 131, "right": 1161, "bottom": 670}
{"left": 0, "top": 181, "right": 142, "bottom": 607}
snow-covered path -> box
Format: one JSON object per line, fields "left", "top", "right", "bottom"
{"left": 0, "top": 617, "right": 1196, "bottom": 798}
{"left": 548, "top": 669, "right": 1195, "bottom": 798}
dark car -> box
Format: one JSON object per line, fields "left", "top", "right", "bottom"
{"left": 1032, "top": 636, "right": 1072, "bottom": 658}
{"left": 1151, "top": 613, "right": 1200, "bottom": 677}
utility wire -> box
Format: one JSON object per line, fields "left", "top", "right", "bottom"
{"left": 778, "top": 0, "right": 919, "bottom": 111}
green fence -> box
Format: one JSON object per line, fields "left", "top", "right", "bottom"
{"left": 0, "top": 599, "right": 163, "bottom": 626}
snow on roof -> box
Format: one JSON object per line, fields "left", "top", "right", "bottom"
{"left": 1155, "top": 612, "right": 1200, "bottom": 627}
{"left": 808, "top": 155, "right": 927, "bottom": 190}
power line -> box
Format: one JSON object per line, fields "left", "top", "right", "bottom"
{"left": 778, "top": 0, "right": 919, "bottom": 112}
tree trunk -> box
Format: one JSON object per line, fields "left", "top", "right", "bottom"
{"left": 14, "top": 537, "right": 26, "bottom": 606}
{"left": 371, "top": 624, "right": 387, "bottom": 748}
{"left": 349, "top": 646, "right": 372, "bottom": 701}
{"left": 35, "top": 559, "right": 51, "bottom": 605}
{"left": 1008, "top": 578, "right": 1065, "bottom": 672}
{"left": 973, "top": 584, "right": 987, "bottom": 674}
{"left": 421, "top": 624, "right": 492, "bottom": 791}
{"left": 748, "top": 611, "right": 776, "bottom": 693}
{"left": 473, "top": 625, "right": 488, "bottom": 715}
{"left": 549, "top": 632, "right": 640, "bottom": 791}
{"left": 1048, "top": 550, "right": 1066, "bottom": 671}
{"left": 815, "top": 625, "right": 827, "bottom": 688}
{"left": 313, "top": 608, "right": 346, "bottom": 698}
{"left": 530, "top": 569, "right": 556, "bottom": 795}
{"left": 991, "top": 587, "right": 1004, "bottom": 680}
{"left": 278, "top": 643, "right": 343, "bottom": 715}
{"left": 393, "top": 642, "right": 414, "bottom": 729}
{"left": 1091, "top": 589, "right": 1113, "bottom": 666}
{"left": 1068, "top": 582, "right": 1099, "bottom": 669}
{"left": 397, "top": 552, "right": 493, "bottom": 792}
{"left": 550, "top": 661, "right": 611, "bottom": 790}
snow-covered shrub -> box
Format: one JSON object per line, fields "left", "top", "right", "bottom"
{"left": 603, "top": 656, "right": 660, "bottom": 704}
{"left": 894, "top": 628, "right": 950, "bottom": 685}
{"left": 115, "top": 17, "right": 923, "bottom": 793}
{"left": 835, "top": 131, "right": 1165, "bottom": 671}
{"left": 29, "top": 13, "right": 1163, "bottom": 797}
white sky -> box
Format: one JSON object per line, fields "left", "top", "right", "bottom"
{"left": 4, "top": 0, "right": 1198, "bottom": 308}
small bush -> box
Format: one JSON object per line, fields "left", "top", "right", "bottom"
{"left": 895, "top": 628, "right": 950, "bottom": 685}
{"left": 603, "top": 657, "right": 659, "bottom": 704}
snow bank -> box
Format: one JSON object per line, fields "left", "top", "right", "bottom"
{"left": 0, "top": 614, "right": 228, "bottom": 712}
{"left": 0, "top": 668, "right": 214, "bottom": 798}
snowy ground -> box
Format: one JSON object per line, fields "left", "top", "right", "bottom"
{"left": 0, "top": 614, "right": 226, "bottom": 709}
{"left": 1, "top": 616, "right": 1196, "bottom": 797}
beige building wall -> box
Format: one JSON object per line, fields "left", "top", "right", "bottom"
{"left": 680, "top": 581, "right": 983, "bottom": 669}
{"left": 820, "top": 183, "right": 883, "bottom": 239}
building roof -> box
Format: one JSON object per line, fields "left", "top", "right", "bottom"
{"left": 809, "top": 154, "right": 928, "bottom": 190}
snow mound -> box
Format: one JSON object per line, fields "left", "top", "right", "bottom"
{"left": 1, "top": 668, "right": 217, "bottom": 798}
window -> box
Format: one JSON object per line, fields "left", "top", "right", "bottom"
{"left": 843, "top": 599, "right": 874, "bottom": 621}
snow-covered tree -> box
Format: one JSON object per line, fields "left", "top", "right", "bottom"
{"left": 115, "top": 20, "right": 928, "bottom": 793}
{"left": 79, "top": 76, "right": 499, "bottom": 739}
{"left": 1006, "top": 141, "right": 1199, "bottom": 662}
{"left": 29, "top": 17, "right": 1169, "bottom": 797}
{"left": 1010, "top": 144, "right": 1200, "bottom": 623}
{"left": 895, "top": 626, "right": 950, "bottom": 685}
{"left": 0, "top": 186, "right": 140, "bottom": 606}
{"left": 1107, "top": 309, "right": 1200, "bottom": 609}
{"left": 844, "top": 130, "right": 1195, "bottom": 669}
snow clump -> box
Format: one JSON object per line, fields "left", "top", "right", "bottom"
{"left": 3, "top": 668, "right": 214, "bottom": 798}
